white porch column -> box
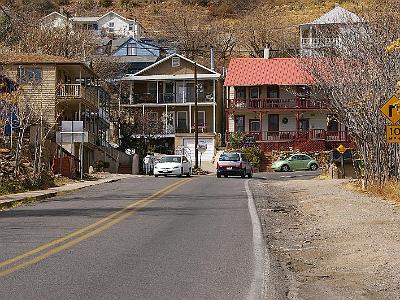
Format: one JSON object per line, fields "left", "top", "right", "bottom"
{"left": 165, "top": 104, "right": 168, "bottom": 134}
{"left": 213, "top": 79, "right": 216, "bottom": 134}
{"left": 189, "top": 104, "right": 192, "bottom": 133}
{"left": 129, "top": 82, "right": 133, "bottom": 104}
{"left": 156, "top": 81, "right": 159, "bottom": 104}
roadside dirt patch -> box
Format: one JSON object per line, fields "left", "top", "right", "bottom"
{"left": 251, "top": 178, "right": 400, "bottom": 300}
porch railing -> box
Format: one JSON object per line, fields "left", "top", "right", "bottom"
{"left": 226, "top": 97, "right": 327, "bottom": 110}
{"left": 121, "top": 92, "right": 214, "bottom": 105}
{"left": 301, "top": 37, "right": 340, "bottom": 48}
{"left": 56, "top": 84, "right": 98, "bottom": 107}
{"left": 226, "top": 129, "right": 349, "bottom": 143}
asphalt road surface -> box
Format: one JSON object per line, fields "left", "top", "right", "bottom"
{"left": 0, "top": 174, "right": 266, "bottom": 300}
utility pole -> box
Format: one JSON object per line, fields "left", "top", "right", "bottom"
{"left": 194, "top": 62, "right": 199, "bottom": 169}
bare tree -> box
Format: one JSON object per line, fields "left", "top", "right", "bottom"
{"left": 302, "top": 2, "right": 400, "bottom": 187}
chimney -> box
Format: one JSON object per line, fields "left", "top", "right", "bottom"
{"left": 210, "top": 47, "right": 215, "bottom": 70}
{"left": 263, "top": 44, "right": 271, "bottom": 59}
{"left": 60, "top": 7, "right": 64, "bottom": 15}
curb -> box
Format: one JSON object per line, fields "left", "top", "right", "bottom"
{"left": 0, "top": 176, "right": 131, "bottom": 210}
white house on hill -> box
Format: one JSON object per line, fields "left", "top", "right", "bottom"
{"left": 41, "top": 11, "right": 144, "bottom": 39}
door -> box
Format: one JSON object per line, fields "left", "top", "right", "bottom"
{"left": 299, "top": 118, "right": 310, "bottom": 139}
{"left": 183, "top": 138, "right": 214, "bottom": 161}
{"left": 234, "top": 115, "right": 245, "bottom": 133}
{"left": 176, "top": 111, "right": 188, "bottom": 133}
{"left": 164, "top": 82, "right": 174, "bottom": 103}
{"left": 176, "top": 82, "right": 185, "bottom": 103}
{"left": 268, "top": 114, "right": 279, "bottom": 139}
{"left": 289, "top": 155, "right": 303, "bottom": 170}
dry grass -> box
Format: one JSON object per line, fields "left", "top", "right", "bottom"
{"left": 345, "top": 180, "right": 400, "bottom": 204}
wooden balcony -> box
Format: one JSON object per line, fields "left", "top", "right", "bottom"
{"left": 227, "top": 129, "right": 350, "bottom": 143}
{"left": 226, "top": 97, "right": 328, "bottom": 111}
{"left": 56, "top": 84, "right": 98, "bottom": 108}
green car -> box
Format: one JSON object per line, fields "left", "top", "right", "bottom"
{"left": 272, "top": 154, "right": 319, "bottom": 172}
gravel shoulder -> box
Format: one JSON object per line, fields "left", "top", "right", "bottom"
{"left": 251, "top": 177, "right": 400, "bottom": 300}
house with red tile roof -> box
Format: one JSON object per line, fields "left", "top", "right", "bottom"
{"left": 224, "top": 57, "right": 351, "bottom": 152}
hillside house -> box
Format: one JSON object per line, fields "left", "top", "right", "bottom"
{"left": 0, "top": 54, "right": 121, "bottom": 176}
{"left": 224, "top": 57, "right": 351, "bottom": 152}
{"left": 111, "top": 37, "right": 165, "bottom": 74}
{"left": 120, "top": 53, "right": 223, "bottom": 162}
{"left": 300, "top": 4, "right": 364, "bottom": 56}
{"left": 41, "top": 11, "right": 144, "bottom": 39}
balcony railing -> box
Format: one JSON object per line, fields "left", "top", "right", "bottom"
{"left": 301, "top": 37, "right": 340, "bottom": 49}
{"left": 56, "top": 84, "right": 98, "bottom": 107}
{"left": 226, "top": 98, "right": 327, "bottom": 110}
{"left": 121, "top": 92, "right": 214, "bottom": 105}
{"left": 227, "top": 129, "right": 349, "bottom": 143}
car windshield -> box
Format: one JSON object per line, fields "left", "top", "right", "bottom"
{"left": 219, "top": 153, "right": 240, "bottom": 162}
{"left": 159, "top": 156, "right": 181, "bottom": 163}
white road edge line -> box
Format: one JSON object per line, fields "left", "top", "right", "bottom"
{"left": 245, "top": 179, "right": 266, "bottom": 300}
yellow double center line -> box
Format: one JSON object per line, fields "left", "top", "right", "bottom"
{"left": 0, "top": 179, "right": 191, "bottom": 277}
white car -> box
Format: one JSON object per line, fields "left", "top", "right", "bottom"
{"left": 154, "top": 155, "right": 192, "bottom": 177}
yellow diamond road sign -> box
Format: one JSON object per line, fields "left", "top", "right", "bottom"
{"left": 337, "top": 144, "right": 347, "bottom": 154}
{"left": 380, "top": 95, "right": 400, "bottom": 124}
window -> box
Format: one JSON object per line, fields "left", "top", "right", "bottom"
{"left": 17, "top": 66, "right": 42, "bottom": 84}
{"left": 235, "top": 87, "right": 245, "bottom": 99}
{"left": 234, "top": 115, "right": 245, "bottom": 132}
{"left": 250, "top": 87, "right": 259, "bottom": 99}
{"left": 267, "top": 85, "right": 279, "bottom": 98}
{"left": 129, "top": 24, "right": 134, "bottom": 31}
{"left": 176, "top": 111, "right": 188, "bottom": 132}
{"left": 172, "top": 57, "right": 180, "bottom": 67}
{"left": 127, "top": 42, "right": 137, "bottom": 56}
{"left": 268, "top": 114, "right": 279, "bottom": 132}
{"left": 197, "top": 111, "right": 205, "bottom": 127}
{"left": 327, "top": 119, "right": 339, "bottom": 132}
{"left": 108, "top": 22, "right": 114, "bottom": 27}
{"left": 249, "top": 119, "right": 260, "bottom": 132}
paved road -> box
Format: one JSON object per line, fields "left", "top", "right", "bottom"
{"left": 0, "top": 175, "right": 263, "bottom": 300}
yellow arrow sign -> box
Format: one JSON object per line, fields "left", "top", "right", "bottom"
{"left": 380, "top": 95, "right": 400, "bottom": 124}
{"left": 336, "top": 144, "right": 347, "bottom": 154}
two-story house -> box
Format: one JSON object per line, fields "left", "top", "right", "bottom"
{"left": 300, "top": 4, "right": 364, "bottom": 56}
{"left": 120, "top": 53, "right": 222, "bottom": 162}
{"left": 224, "top": 56, "right": 351, "bottom": 152}
{"left": 41, "top": 11, "right": 144, "bottom": 39}
{"left": 0, "top": 53, "right": 115, "bottom": 176}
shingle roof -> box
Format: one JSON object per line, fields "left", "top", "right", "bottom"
{"left": 224, "top": 58, "right": 314, "bottom": 86}
{"left": 0, "top": 53, "right": 81, "bottom": 65}
{"left": 307, "top": 5, "right": 363, "bottom": 25}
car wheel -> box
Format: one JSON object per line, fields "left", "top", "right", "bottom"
{"left": 248, "top": 172, "right": 252, "bottom": 178}
{"left": 241, "top": 170, "right": 246, "bottom": 178}
{"left": 186, "top": 168, "right": 192, "bottom": 177}
{"left": 309, "top": 163, "right": 318, "bottom": 171}
{"left": 281, "top": 165, "right": 290, "bottom": 172}
{"left": 217, "top": 173, "right": 221, "bottom": 178}
{"left": 224, "top": 175, "right": 228, "bottom": 178}
{"left": 154, "top": 174, "right": 159, "bottom": 177}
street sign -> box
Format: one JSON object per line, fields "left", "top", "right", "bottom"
{"left": 197, "top": 141, "right": 207, "bottom": 153}
{"left": 386, "top": 125, "right": 400, "bottom": 143}
{"left": 380, "top": 95, "right": 400, "bottom": 124}
{"left": 336, "top": 144, "right": 347, "bottom": 154}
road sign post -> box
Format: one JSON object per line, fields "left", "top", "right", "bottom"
{"left": 336, "top": 144, "right": 347, "bottom": 178}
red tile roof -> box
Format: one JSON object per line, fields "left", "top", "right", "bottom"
{"left": 224, "top": 58, "right": 315, "bottom": 86}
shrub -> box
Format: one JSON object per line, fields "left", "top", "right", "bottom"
{"left": 99, "top": 0, "right": 113, "bottom": 7}
{"left": 241, "top": 146, "right": 264, "bottom": 168}
{"left": 119, "top": 0, "right": 140, "bottom": 9}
